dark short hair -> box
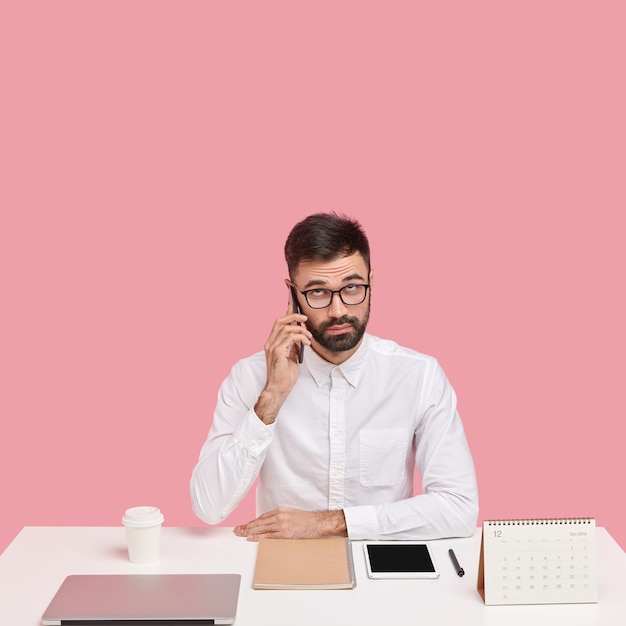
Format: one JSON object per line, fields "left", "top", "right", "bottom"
{"left": 284, "top": 212, "right": 370, "bottom": 278}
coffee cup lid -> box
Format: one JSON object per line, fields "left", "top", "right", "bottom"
{"left": 122, "top": 506, "right": 164, "bottom": 528}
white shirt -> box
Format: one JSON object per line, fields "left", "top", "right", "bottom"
{"left": 191, "top": 334, "right": 478, "bottom": 540}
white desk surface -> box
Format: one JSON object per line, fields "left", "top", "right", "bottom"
{"left": 1, "top": 526, "right": 625, "bottom": 626}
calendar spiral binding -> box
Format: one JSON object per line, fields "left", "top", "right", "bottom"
{"left": 485, "top": 517, "right": 594, "bottom": 526}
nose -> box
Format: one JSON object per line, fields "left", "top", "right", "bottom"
{"left": 327, "top": 291, "right": 348, "bottom": 318}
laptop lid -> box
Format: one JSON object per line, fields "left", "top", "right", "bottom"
{"left": 41, "top": 573, "right": 241, "bottom": 625}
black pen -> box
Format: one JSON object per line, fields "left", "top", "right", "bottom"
{"left": 448, "top": 549, "right": 465, "bottom": 577}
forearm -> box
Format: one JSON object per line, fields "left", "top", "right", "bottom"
{"left": 191, "top": 408, "right": 273, "bottom": 524}
{"left": 343, "top": 488, "right": 478, "bottom": 540}
{"left": 343, "top": 431, "right": 479, "bottom": 541}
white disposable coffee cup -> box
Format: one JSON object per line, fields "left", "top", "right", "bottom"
{"left": 122, "top": 506, "right": 164, "bottom": 564}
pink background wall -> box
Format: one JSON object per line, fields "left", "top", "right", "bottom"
{"left": 2, "top": 2, "right": 625, "bottom": 555}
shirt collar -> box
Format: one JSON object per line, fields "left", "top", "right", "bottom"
{"left": 304, "top": 334, "right": 370, "bottom": 388}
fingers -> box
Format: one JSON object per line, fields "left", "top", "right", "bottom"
{"left": 234, "top": 509, "right": 285, "bottom": 541}
{"left": 266, "top": 309, "right": 301, "bottom": 341}
{"left": 233, "top": 524, "right": 271, "bottom": 541}
{"left": 264, "top": 329, "right": 310, "bottom": 370}
{"left": 265, "top": 312, "right": 312, "bottom": 358}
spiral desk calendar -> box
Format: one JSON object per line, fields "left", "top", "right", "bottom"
{"left": 477, "top": 518, "right": 597, "bottom": 605}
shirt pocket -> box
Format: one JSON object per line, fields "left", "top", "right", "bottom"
{"left": 359, "top": 428, "right": 408, "bottom": 487}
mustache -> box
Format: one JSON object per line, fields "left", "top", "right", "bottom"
{"left": 318, "top": 316, "right": 359, "bottom": 332}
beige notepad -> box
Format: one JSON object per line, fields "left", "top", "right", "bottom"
{"left": 253, "top": 537, "right": 356, "bottom": 590}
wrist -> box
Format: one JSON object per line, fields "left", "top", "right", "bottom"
{"left": 254, "top": 388, "right": 287, "bottom": 425}
{"left": 318, "top": 510, "right": 347, "bottom": 538}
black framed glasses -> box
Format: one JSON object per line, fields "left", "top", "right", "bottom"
{"left": 292, "top": 283, "right": 370, "bottom": 309}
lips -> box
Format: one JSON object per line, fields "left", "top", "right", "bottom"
{"left": 325, "top": 324, "right": 353, "bottom": 335}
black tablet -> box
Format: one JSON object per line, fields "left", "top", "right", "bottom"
{"left": 363, "top": 542, "right": 440, "bottom": 579}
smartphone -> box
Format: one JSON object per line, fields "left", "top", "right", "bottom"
{"left": 363, "top": 542, "right": 440, "bottom": 579}
{"left": 289, "top": 286, "right": 304, "bottom": 363}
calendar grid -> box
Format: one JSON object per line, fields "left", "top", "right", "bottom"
{"left": 478, "top": 518, "right": 597, "bottom": 605}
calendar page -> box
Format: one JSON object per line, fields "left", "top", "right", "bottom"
{"left": 477, "top": 518, "right": 597, "bottom": 606}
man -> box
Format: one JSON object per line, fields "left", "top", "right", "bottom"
{"left": 191, "top": 213, "right": 478, "bottom": 540}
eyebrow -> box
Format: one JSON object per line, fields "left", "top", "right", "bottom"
{"left": 301, "top": 273, "right": 367, "bottom": 290}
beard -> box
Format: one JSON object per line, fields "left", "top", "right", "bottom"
{"left": 306, "top": 309, "right": 370, "bottom": 354}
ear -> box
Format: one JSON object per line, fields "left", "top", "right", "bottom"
{"left": 369, "top": 267, "right": 374, "bottom": 288}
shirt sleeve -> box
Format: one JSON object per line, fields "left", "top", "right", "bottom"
{"left": 343, "top": 362, "right": 479, "bottom": 540}
{"left": 190, "top": 359, "right": 273, "bottom": 524}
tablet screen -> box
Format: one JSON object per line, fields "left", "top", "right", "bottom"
{"left": 364, "top": 542, "right": 439, "bottom": 579}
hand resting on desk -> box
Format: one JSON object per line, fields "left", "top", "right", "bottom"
{"left": 234, "top": 507, "right": 348, "bottom": 541}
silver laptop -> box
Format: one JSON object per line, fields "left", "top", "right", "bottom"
{"left": 41, "top": 573, "right": 241, "bottom": 625}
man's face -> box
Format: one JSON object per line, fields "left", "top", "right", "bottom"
{"left": 290, "top": 252, "right": 371, "bottom": 363}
